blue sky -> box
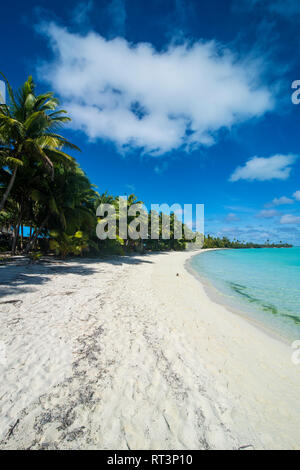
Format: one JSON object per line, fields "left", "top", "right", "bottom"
{"left": 2, "top": 0, "right": 300, "bottom": 243}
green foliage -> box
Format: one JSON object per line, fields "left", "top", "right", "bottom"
{"left": 100, "top": 239, "right": 125, "bottom": 256}
{"left": 202, "top": 234, "right": 292, "bottom": 249}
{"left": 28, "top": 251, "right": 43, "bottom": 263}
{"left": 0, "top": 73, "right": 292, "bottom": 258}
{"left": 49, "top": 230, "right": 91, "bottom": 259}
{"left": 0, "top": 73, "right": 78, "bottom": 212}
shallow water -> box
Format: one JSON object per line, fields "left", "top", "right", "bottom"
{"left": 190, "top": 247, "right": 300, "bottom": 341}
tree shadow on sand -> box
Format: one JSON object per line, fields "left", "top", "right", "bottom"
{"left": 0, "top": 252, "right": 167, "bottom": 297}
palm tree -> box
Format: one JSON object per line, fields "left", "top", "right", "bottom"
{"left": 24, "top": 164, "right": 98, "bottom": 254}
{"left": 0, "top": 73, "right": 79, "bottom": 212}
{"left": 116, "top": 194, "right": 144, "bottom": 250}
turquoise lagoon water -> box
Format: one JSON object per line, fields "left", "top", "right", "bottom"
{"left": 189, "top": 247, "right": 300, "bottom": 341}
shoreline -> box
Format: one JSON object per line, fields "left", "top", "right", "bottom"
{"left": 185, "top": 250, "right": 294, "bottom": 346}
{"left": 0, "top": 250, "right": 299, "bottom": 449}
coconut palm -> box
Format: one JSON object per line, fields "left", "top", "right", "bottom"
{"left": 24, "top": 164, "right": 99, "bottom": 254}
{"left": 0, "top": 73, "right": 79, "bottom": 212}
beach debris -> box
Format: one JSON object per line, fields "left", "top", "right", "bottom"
{"left": 43, "top": 291, "right": 74, "bottom": 298}
{"left": 176, "top": 273, "right": 179, "bottom": 277}
{"left": 238, "top": 444, "right": 254, "bottom": 450}
{"left": 0, "top": 299, "right": 23, "bottom": 305}
{"left": 65, "top": 426, "right": 86, "bottom": 442}
{"left": 6, "top": 419, "right": 20, "bottom": 439}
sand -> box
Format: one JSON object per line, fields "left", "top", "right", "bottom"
{"left": 0, "top": 250, "right": 299, "bottom": 450}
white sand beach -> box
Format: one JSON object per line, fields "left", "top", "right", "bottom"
{"left": 0, "top": 250, "right": 299, "bottom": 450}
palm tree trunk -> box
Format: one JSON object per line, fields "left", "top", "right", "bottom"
{"left": 20, "top": 224, "right": 24, "bottom": 250}
{"left": 0, "top": 166, "right": 18, "bottom": 212}
{"left": 12, "top": 224, "right": 20, "bottom": 255}
{"left": 11, "top": 227, "right": 18, "bottom": 255}
{"left": 12, "top": 209, "right": 23, "bottom": 255}
{"left": 24, "top": 215, "right": 49, "bottom": 253}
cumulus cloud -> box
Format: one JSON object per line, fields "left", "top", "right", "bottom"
{"left": 280, "top": 214, "right": 300, "bottom": 224}
{"left": 265, "top": 196, "right": 294, "bottom": 207}
{"left": 37, "top": 22, "right": 273, "bottom": 155}
{"left": 219, "top": 225, "right": 278, "bottom": 243}
{"left": 272, "top": 196, "right": 294, "bottom": 205}
{"left": 225, "top": 213, "right": 240, "bottom": 222}
{"left": 217, "top": 224, "right": 299, "bottom": 244}
{"left": 229, "top": 154, "right": 297, "bottom": 182}
{"left": 256, "top": 209, "right": 280, "bottom": 219}
{"left": 265, "top": 192, "right": 300, "bottom": 207}
{"left": 293, "top": 190, "right": 300, "bottom": 201}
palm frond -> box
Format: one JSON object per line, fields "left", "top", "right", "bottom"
{"left": 24, "top": 111, "right": 49, "bottom": 136}
{"left": 48, "top": 110, "right": 68, "bottom": 118}
{"left": 43, "top": 148, "right": 76, "bottom": 165}
{"left": 42, "top": 133, "right": 80, "bottom": 151}
{"left": 39, "top": 98, "right": 60, "bottom": 111}
{"left": 0, "top": 115, "right": 24, "bottom": 140}
{"left": 34, "top": 92, "right": 55, "bottom": 110}
{"left": 4, "top": 156, "right": 24, "bottom": 167}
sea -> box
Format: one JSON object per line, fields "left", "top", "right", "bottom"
{"left": 189, "top": 247, "right": 300, "bottom": 342}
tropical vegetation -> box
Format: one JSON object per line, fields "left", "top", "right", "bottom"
{"left": 0, "top": 74, "right": 292, "bottom": 258}
{"left": 202, "top": 235, "right": 292, "bottom": 249}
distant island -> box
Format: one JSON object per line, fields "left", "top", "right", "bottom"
{"left": 202, "top": 235, "right": 293, "bottom": 249}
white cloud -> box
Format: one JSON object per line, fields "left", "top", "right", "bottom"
{"left": 272, "top": 196, "right": 294, "bottom": 205}
{"left": 219, "top": 225, "right": 278, "bottom": 243}
{"left": 267, "top": 196, "right": 294, "bottom": 206}
{"left": 280, "top": 214, "right": 300, "bottom": 224}
{"left": 225, "top": 213, "right": 240, "bottom": 222}
{"left": 293, "top": 190, "right": 300, "bottom": 201}
{"left": 37, "top": 22, "right": 273, "bottom": 156}
{"left": 229, "top": 154, "right": 297, "bottom": 182}
{"left": 265, "top": 191, "right": 300, "bottom": 207}
{"left": 256, "top": 209, "right": 280, "bottom": 219}
{"left": 225, "top": 205, "right": 254, "bottom": 213}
